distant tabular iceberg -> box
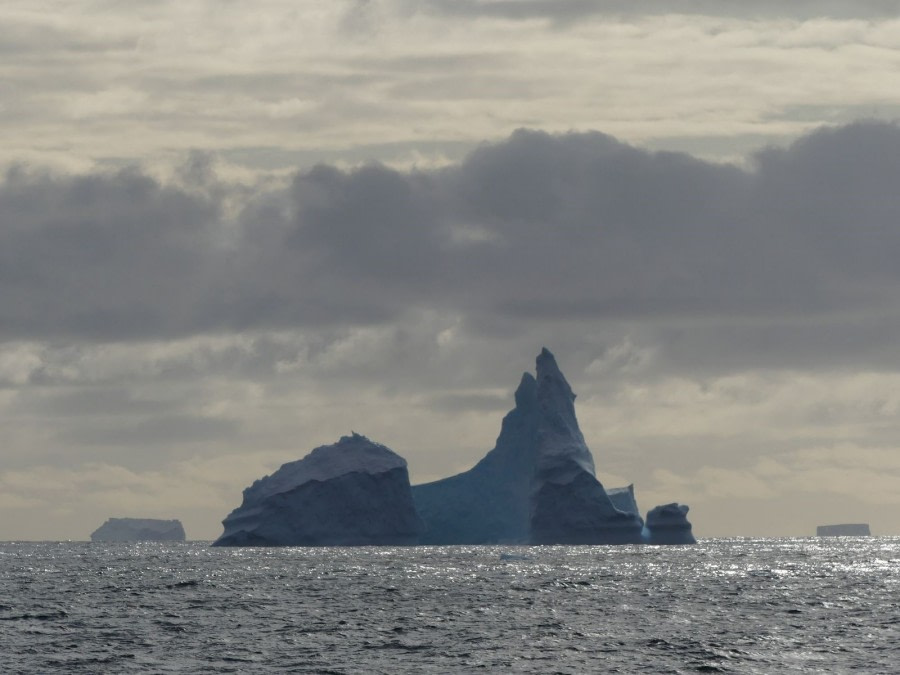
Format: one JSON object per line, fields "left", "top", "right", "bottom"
{"left": 214, "top": 348, "right": 695, "bottom": 546}
{"left": 91, "top": 518, "right": 186, "bottom": 542}
{"left": 817, "top": 523, "right": 871, "bottom": 536}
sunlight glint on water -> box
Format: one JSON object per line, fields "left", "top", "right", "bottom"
{"left": 1, "top": 539, "right": 897, "bottom": 673}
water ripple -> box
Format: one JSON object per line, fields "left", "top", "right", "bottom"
{"left": 0, "top": 539, "right": 897, "bottom": 673}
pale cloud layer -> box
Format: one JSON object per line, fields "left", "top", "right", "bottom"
{"left": 3, "top": 1, "right": 900, "bottom": 540}
{"left": 2, "top": 1, "right": 900, "bottom": 175}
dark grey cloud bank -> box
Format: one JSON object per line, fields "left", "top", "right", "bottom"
{"left": 4, "top": 121, "right": 900, "bottom": 372}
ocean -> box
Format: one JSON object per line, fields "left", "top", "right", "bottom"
{"left": 1, "top": 538, "right": 897, "bottom": 673}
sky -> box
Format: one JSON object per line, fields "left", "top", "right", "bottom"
{"left": 3, "top": 0, "right": 900, "bottom": 540}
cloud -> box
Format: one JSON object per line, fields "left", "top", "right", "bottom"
{"left": 0, "top": 165, "right": 221, "bottom": 340}
{"left": 4, "top": 2, "right": 900, "bottom": 174}
{"left": 424, "top": 390, "right": 513, "bottom": 414}
{"left": 424, "top": 1, "right": 900, "bottom": 22}
{"left": 6, "top": 1, "right": 900, "bottom": 540}
{"left": 5, "top": 122, "right": 900, "bottom": 538}
{"left": 5, "top": 121, "right": 900, "bottom": 374}
{"left": 585, "top": 338, "right": 657, "bottom": 378}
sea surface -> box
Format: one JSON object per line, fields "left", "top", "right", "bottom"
{"left": 1, "top": 538, "right": 898, "bottom": 673}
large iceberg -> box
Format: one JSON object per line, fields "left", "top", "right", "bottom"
{"left": 90, "top": 518, "right": 186, "bottom": 542}
{"left": 215, "top": 349, "right": 695, "bottom": 546}
{"left": 413, "top": 348, "right": 651, "bottom": 544}
{"left": 213, "top": 433, "right": 423, "bottom": 546}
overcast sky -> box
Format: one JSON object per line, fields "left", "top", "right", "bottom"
{"left": 3, "top": 1, "right": 900, "bottom": 540}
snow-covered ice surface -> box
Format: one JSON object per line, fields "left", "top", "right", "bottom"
{"left": 241, "top": 433, "right": 407, "bottom": 504}
{"left": 2, "top": 538, "right": 898, "bottom": 673}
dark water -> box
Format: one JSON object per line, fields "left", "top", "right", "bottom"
{"left": 1, "top": 538, "right": 897, "bottom": 673}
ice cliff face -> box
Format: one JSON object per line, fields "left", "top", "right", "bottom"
{"left": 413, "top": 348, "right": 646, "bottom": 544}
{"left": 90, "top": 518, "right": 185, "bottom": 542}
{"left": 213, "top": 433, "right": 423, "bottom": 546}
{"left": 412, "top": 372, "right": 540, "bottom": 543}
{"left": 606, "top": 485, "right": 641, "bottom": 519}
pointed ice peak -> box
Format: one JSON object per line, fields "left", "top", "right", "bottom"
{"left": 533, "top": 347, "right": 594, "bottom": 475}
{"left": 535, "top": 346, "right": 575, "bottom": 403}
{"left": 536, "top": 346, "right": 560, "bottom": 373}
{"left": 513, "top": 372, "right": 537, "bottom": 407}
